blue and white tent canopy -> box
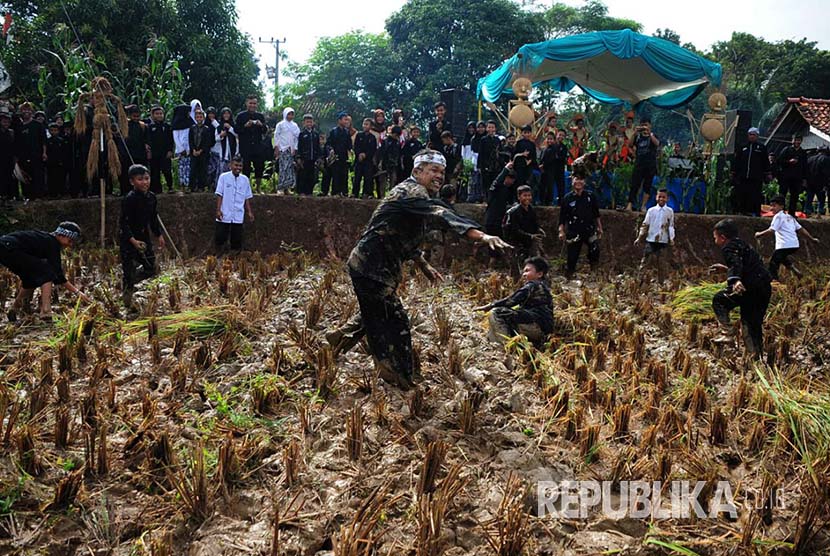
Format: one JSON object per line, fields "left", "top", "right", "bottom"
{"left": 477, "top": 29, "right": 722, "bottom": 109}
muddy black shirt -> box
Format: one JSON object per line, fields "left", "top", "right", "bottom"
{"left": 721, "top": 238, "right": 771, "bottom": 289}
{"left": 347, "top": 178, "right": 480, "bottom": 287}
{"left": 491, "top": 280, "right": 554, "bottom": 333}
{"left": 120, "top": 189, "right": 161, "bottom": 245}
{"left": 0, "top": 230, "right": 66, "bottom": 284}
{"left": 503, "top": 203, "right": 540, "bottom": 246}
{"left": 559, "top": 190, "right": 600, "bottom": 238}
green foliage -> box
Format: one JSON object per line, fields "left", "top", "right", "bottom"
{"left": 386, "top": 0, "right": 545, "bottom": 121}
{"left": 1, "top": 0, "right": 258, "bottom": 113}
{"left": 540, "top": 0, "right": 641, "bottom": 39}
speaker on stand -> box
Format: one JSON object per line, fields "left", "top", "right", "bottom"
{"left": 440, "top": 88, "right": 469, "bottom": 141}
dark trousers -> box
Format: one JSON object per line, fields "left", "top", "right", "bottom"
{"left": 296, "top": 162, "right": 317, "bottom": 196}
{"left": 565, "top": 232, "right": 600, "bottom": 273}
{"left": 480, "top": 169, "right": 498, "bottom": 193}
{"left": 350, "top": 274, "right": 414, "bottom": 382}
{"left": 804, "top": 183, "right": 826, "bottom": 215}
{"left": 489, "top": 307, "right": 546, "bottom": 344}
{"left": 320, "top": 167, "right": 332, "bottom": 195}
{"left": 628, "top": 165, "right": 656, "bottom": 206}
{"left": 67, "top": 167, "right": 85, "bottom": 198}
{"left": 121, "top": 242, "right": 156, "bottom": 292}
{"left": 353, "top": 160, "right": 374, "bottom": 197}
{"left": 19, "top": 159, "right": 45, "bottom": 199}
{"left": 46, "top": 166, "right": 66, "bottom": 197}
{"left": 242, "top": 155, "right": 265, "bottom": 182}
{"left": 0, "top": 161, "right": 16, "bottom": 199}
{"left": 768, "top": 247, "right": 798, "bottom": 280}
{"left": 215, "top": 222, "right": 244, "bottom": 250}
{"left": 331, "top": 160, "right": 349, "bottom": 196}
{"left": 190, "top": 154, "right": 209, "bottom": 191}
{"left": 733, "top": 178, "right": 763, "bottom": 216}
{"left": 779, "top": 178, "right": 802, "bottom": 215}
{"left": 713, "top": 280, "right": 771, "bottom": 354}
{"left": 150, "top": 157, "right": 174, "bottom": 193}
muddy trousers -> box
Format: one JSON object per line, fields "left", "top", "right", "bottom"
{"left": 712, "top": 281, "right": 771, "bottom": 355}
{"left": 488, "top": 307, "right": 545, "bottom": 345}
{"left": 768, "top": 247, "right": 798, "bottom": 280}
{"left": 565, "top": 233, "right": 600, "bottom": 274}
{"left": 121, "top": 242, "right": 157, "bottom": 295}
{"left": 348, "top": 274, "right": 414, "bottom": 382}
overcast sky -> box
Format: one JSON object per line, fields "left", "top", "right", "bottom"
{"left": 237, "top": 0, "right": 830, "bottom": 84}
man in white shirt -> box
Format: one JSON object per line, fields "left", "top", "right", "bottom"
{"left": 634, "top": 188, "right": 675, "bottom": 282}
{"left": 274, "top": 107, "right": 300, "bottom": 195}
{"left": 755, "top": 195, "right": 819, "bottom": 280}
{"left": 215, "top": 156, "right": 254, "bottom": 251}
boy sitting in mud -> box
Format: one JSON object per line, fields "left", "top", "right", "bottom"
{"left": 474, "top": 256, "right": 553, "bottom": 346}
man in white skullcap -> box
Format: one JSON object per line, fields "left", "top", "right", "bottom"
{"left": 327, "top": 149, "right": 511, "bottom": 389}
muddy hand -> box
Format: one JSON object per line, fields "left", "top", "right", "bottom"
{"left": 481, "top": 234, "right": 511, "bottom": 251}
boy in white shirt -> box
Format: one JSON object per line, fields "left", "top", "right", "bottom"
{"left": 754, "top": 195, "right": 818, "bottom": 280}
{"left": 215, "top": 156, "right": 254, "bottom": 252}
{"left": 634, "top": 188, "right": 675, "bottom": 282}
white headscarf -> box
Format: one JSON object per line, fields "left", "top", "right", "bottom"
{"left": 275, "top": 107, "right": 300, "bottom": 151}
{"left": 189, "top": 99, "right": 203, "bottom": 123}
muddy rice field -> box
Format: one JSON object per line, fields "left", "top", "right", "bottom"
{"left": 0, "top": 245, "right": 829, "bottom": 555}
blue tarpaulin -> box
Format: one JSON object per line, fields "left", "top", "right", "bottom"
{"left": 477, "top": 29, "right": 722, "bottom": 109}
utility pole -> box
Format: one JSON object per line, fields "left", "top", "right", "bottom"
{"left": 259, "top": 36, "right": 286, "bottom": 97}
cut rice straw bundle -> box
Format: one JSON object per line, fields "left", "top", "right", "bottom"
{"left": 670, "top": 282, "right": 723, "bottom": 323}
{"left": 122, "top": 305, "right": 247, "bottom": 339}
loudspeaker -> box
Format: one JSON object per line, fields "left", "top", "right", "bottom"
{"left": 440, "top": 88, "right": 469, "bottom": 140}
{"left": 724, "top": 109, "right": 753, "bottom": 154}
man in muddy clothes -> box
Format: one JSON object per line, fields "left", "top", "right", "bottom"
{"left": 326, "top": 149, "right": 511, "bottom": 389}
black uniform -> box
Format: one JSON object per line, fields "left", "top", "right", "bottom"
{"left": 559, "top": 189, "right": 601, "bottom": 274}
{"left": 540, "top": 142, "right": 568, "bottom": 206}
{"left": 376, "top": 136, "right": 402, "bottom": 199}
{"left": 477, "top": 134, "right": 501, "bottom": 195}
{"left": 401, "top": 137, "right": 423, "bottom": 179}
{"left": 147, "top": 120, "right": 175, "bottom": 193}
{"left": 0, "top": 126, "right": 16, "bottom": 199}
{"left": 513, "top": 137, "right": 538, "bottom": 186}
{"left": 45, "top": 134, "right": 67, "bottom": 197}
{"left": 353, "top": 131, "right": 377, "bottom": 197}
{"left": 14, "top": 119, "right": 46, "bottom": 199}
{"left": 427, "top": 118, "right": 447, "bottom": 149}
{"left": 189, "top": 123, "right": 215, "bottom": 191}
{"left": 629, "top": 132, "right": 658, "bottom": 206}
{"left": 778, "top": 144, "right": 809, "bottom": 215}
{"left": 489, "top": 279, "right": 554, "bottom": 344}
{"left": 484, "top": 166, "right": 515, "bottom": 239}
{"left": 806, "top": 151, "right": 830, "bottom": 215}
{"left": 0, "top": 230, "right": 67, "bottom": 289}
{"left": 235, "top": 110, "right": 268, "bottom": 181}
{"left": 326, "top": 125, "right": 352, "bottom": 196}
{"left": 65, "top": 127, "right": 86, "bottom": 198}
{"left": 119, "top": 189, "right": 162, "bottom": 293}
{"left": 502, "top": 202, "right": 542, "bottom": 259}
{"left": 442, "top": 141, "right": 462, "bottom": 183}
{"left": 732, "top": 142, "right": 770, "bottom": 216}
{"left": 712, "top": 238, "right": 772, "bottom": 355}
{"left": 296, "top": 128, "right": 322, "bottom": 196}
{"left": 344, "top": 178, "right": 480, "bottom": 385}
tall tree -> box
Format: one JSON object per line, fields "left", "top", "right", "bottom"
{"left": 541, "top": 0, "right": 641, "bottom": 39}
{"left": 283, "top": 31, "right": 402, "bottom": 127}
{"left": 0, "top": 0, "right": 259, "bottom": 112}
{"left": 385, "top": 0, "right": 544, "bottom": 120}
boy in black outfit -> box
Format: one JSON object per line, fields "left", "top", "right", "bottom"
{"left": 45, "top": 122, "right": 67, "bottom": 198}
{"left": 558, "top": 170, "right": 602, "bottom": 279}
{"left": 296, "top": 114, "right": 322, "bottom": 196}
{"left": 709, "top": 219, "right": 772, "bottom": 357}
{"left": 539, "top": 130, "right": 568, "bottom": 206}
{"left": 777, "top": 134, "right": 809, "bottom": 215}
{"left": 189, "top": 109, "right": 215, "bottom": 192}
{"left": 477, "top": 121, "right": 502, "bottom": 196}
{"left": 147, "top": 105, "right": 175, "bottom": 194}
{"left": 503, "top": 185, "right": 544, "bottom": 265}
{"left": 401, "top": 126, "right": 423, "bottom": 178}
{"left": 514, "top": 125, "right": 538, "bottom": 187}
{"left": 353, "top": 118, "right": 377, "bottom": 198}
{"left": 377, "top": 125, "right": 403, "bottom": 198}
{"left": 0, "top": 109, "right": 16, "bottom": 202}
{"left": 440, "top": 130, "right": 462, "bottom": 186}
{"left": 14, "top": 102, "right": 46, "bottom": 200}
{"left": 0, "top": 222, "right": 89, "bottom": 321}
{"left": 119, "top": 164, "right": 166, "bottom": 308}
{"left": 475, "top": 256, "right": 554, "bottom": 346}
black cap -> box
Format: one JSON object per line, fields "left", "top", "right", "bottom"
{"left": 770, "top": 195, "right": 785, "bottom": 205}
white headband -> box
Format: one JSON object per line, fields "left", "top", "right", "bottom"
{"left": 414, "top": 152, "right": 446, "bottom": 168}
